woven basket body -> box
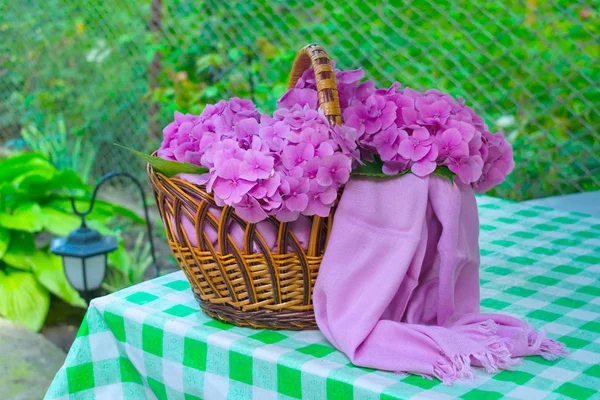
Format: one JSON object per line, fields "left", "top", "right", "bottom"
{"left": 148, "top": 44, "right": 341, "bottom": 330}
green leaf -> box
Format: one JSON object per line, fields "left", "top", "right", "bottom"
{"left": 2, "top": 232, "right": 36, "bottom": 270}
{"left": 43, "top": 198, "right": 111, "bottom": 225}
{"left": 41, "top": 206, "right": 82, "bottom": 236}
{"left": 351, "top": 156, "right": 410, "bottom": 178}
{"left": 0, "top": 152, "right": 54, "bottom": 183}
{"left": 114, "top": 144, "right": 208, "bottom": 177}
{"left": 107, "top": 244, "right": 130, "bottom": 276}
{"left": 228, "top": 48, "right": 243, "bottom": 62}
{"left": 432, "top": 166, "right": 455, "bottom": 184}
{"left": 94, "top": 200, "right": 145, "bottom": 225}
{"left": 44, "top": 197, "right": 143, "bottom": 226}
{"left": 351, "top": 158, "right": 457, "bottom": 184}
{"left": 34, "top": 170, "right": 89, "bottom": 196}
{"left": 351, "top": 156, "right": 387, "bottom": 177}
{"left": 11, "top": 166, "right": 56, "bottom": 189}
{"left": 29, "top": 251, "right": 85, "bottom": 308}
{"left": 0, "top": 227, "right": 9, "bottom": 260}
{"left": 0, "top": 203, "right": 46, "bottom": 232}
{"left": 0, "top": 269, "right": 50, "bottom": 331}
{"left": 202, "top": 86, "right": 219, "bottom": 98}
{"left": 86, "top": 220, "right": 114, "bottom": 236}
{"left": 105, "top": 232, "right": 153, "bottom": 292}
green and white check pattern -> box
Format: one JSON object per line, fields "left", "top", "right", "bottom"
{"left": 45, "top": 196, "right": 600, "bottom": 400}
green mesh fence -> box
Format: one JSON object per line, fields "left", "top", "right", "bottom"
{"left": 1, "top": 0, "right": 598, "bottom": 200}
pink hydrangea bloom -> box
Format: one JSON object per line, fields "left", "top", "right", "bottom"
{"left": 343, "top": 93, "right": 397, "bottom": 138}
{"left": 382, "top": 158, "right": 410, "bottom": 175}
{"left": 280, "top": 176, "right": 309, "bottom": 214}
{"left": 240, "top": 150, "right": 274, "bottom": 181}
{"left": 399, "top": 127, "right": 434, "bottom": 161}
{"left": 304, "top": 181, "right": 338, "bottom": 217}
{"left": 436, "top": 128, "right": 469, "bottom": 159}
{"left": 212, "top": 159, "right": 256, "bottom": 204}
{"left": 293, "top": 64, "right": 365, "bottom": 110}
{"left": 233, "top": 195, "right": 267, "bottom": 223}
{"left": 317, "top": 154, "right": 351, "bottom": 186}
{"left": 157, "top": 115, "right": 199, "bottom": 162}
{"left": 332, "top": 125, "right": 361, "bottom": 162}
{"left": 473, "top": 132, "right": 515, "bottom": 192}
{"left": 249, "top": 173, "right": 280, "bottom": 199}
{"left": 411, "top": 145, "right": 439, "bottom": 177}
{"left": 281, "top": 143, "right": 315, "bottom": 170}
{"left": 446, "top": 155, "right": 484, "bottom": 184}
{"left": 157, "top": 65, "right": 514, "bottom": 223}
{"left": 277, "top": 88, "right": 318, "bottom": 110}
{"left": 373, "top": 125, "right": 402, "bottom": 162}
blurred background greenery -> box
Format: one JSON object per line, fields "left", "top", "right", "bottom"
{"left": 1, "top": 0, "right": 598, "bottom": 200}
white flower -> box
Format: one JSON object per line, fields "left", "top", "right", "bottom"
{"left": 86, "top": 39, "right": 111, "bottom": 63}
{"left": 495, "top": 115, "right": 516, "bottom": 128}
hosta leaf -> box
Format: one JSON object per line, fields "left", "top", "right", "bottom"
{"left": 0, "top": 183, "right": 29, "bottom": 210}
{"left": 2, "top": 232, "right": 36, "bottom": 270}
{"left": 0, "top": 269, "right": 50, "bottom": 331}
{"left": 115, "top": 144, "right": 208, "bottom": 177}
{"left": 39, "top": 205, "right": 111, "bottom": 235}
{"left": 29, "top": 170, "right": 89, "bottom": 196}
{"left": 41, "top": 206, "right": 82, "bottom": 236}
{"left": 0, "top": 152, "right": 54, "bottom": 184}
{"left": 0, "top": 202, "right": 46, "bottom": 232}
{"left": 0, "top": 227, "right": 9, "bottom": 260}
{"left": 11, "top": 167, "right": 56, "bottom": 189}
{"left": 29, "top": 251, "right": 85, "bottom": 308}
{"left": 93, "top": 200, "right": 144, "bottom": 225}
{"left": 44, "top": 198, "right": 111, "bottom": 225}
{"left": 86, "top": 220, "right": 114, "bottom": 236}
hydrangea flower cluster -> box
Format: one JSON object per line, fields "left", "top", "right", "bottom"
{"left": 293, "top": 67, "right": 514, "bottom": 191}
{"left": 158, "top": 97, "right": 352, "bottom": 223}
{"left": 157, "top": 64, "right": 514, "bottom": 223}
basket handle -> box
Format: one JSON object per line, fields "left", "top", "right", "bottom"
{"left": 287, "top": 44, "right": 342, "bottom": 126}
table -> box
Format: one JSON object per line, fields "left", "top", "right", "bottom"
{"left": 45, "top": 196, "right": 600, "bottom": 400}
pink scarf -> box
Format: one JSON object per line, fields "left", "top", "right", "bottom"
{"left": 313, "top": 174, "right": 567, "bottom": 383}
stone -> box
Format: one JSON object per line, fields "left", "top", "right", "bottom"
{"left": 0, "top": 318, "right": 66, "bottom": 400}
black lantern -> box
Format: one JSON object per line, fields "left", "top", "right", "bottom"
{"left": 51, "top": 171, "right": 158, "bottom": 304}
{"left": 50, "top": 226, "right": 117, "bottom": 303}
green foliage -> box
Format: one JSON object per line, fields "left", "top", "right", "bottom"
{"left": 351, "top": 156, "right": 389, "bottom": 178}
{"left": 0, "top": 151, "right": 141, "bottom": 331}
{"left": 433, "top": 166, "right": 456, "bottom": 184}
{"left": 0, "top": 270, "right": 50, "bottom": 332}
{"left": 20, "top": 117, "right": 98, "bottom": 183}
{"left": 116, "top": 144, "right": 209, "bottom": 177}
{"left": 351, "top": 156, "right": 454, "bottom": 183}
{"left": 3, "top": 1, "right": 598, "bottom": 200}
{"left": 104, "top": 231, "right": 154, "bottom": 293}
{"left": 2, "top": 0, "right": 149, "bottom": 150}
{"left": 152, "top": 1, "right": 599, "bottom": 200}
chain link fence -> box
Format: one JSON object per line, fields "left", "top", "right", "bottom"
{"left": 1, "top": 0, "right": 598, "bottom": 200}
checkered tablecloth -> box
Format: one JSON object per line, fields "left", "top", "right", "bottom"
{"left": 45, "top": 196, "right": 600, "bottom": 400}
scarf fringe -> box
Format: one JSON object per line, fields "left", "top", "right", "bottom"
{"left": 433, "top": 320, "right": 518, "bottom": 384}
{"left": 527, "top": 328, "right": 569, "bottom": 360}
{"left": 433, "top": 353, "right": 475, "bottom": 385}
{"left": 476, "top": 335, "right": 519, "bottom": 373}
{"left": 433, "top": 321, "right": 568, "bottom": 384}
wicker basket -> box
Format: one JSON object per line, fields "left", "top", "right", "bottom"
{"left": 148, "top": 44, "right": 341, "bottom": 330}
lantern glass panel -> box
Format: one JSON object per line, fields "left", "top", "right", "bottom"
{"left": 63, "top": 255, "right": 106, "bottom": 291}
